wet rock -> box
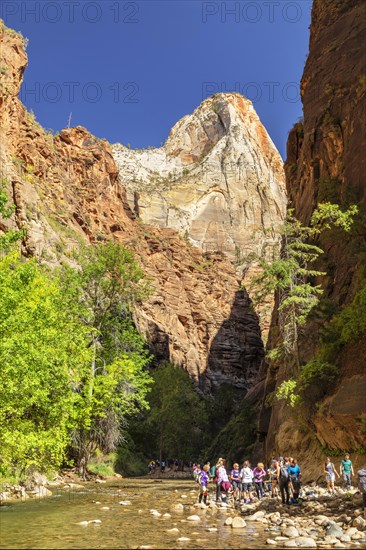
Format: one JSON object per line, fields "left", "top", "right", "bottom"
{"left": 247, "top": 510, "right": 266, "bottom": 521}
{"left": 187, "top": 515, "right": 200, "bottom": 521}
{"left": 163, "top": 513, "right": 171, "bottom": 519}
{"left": 231, "top": 517, "right": 246, "bottom": 529}
{"left": 283, "top": 527, "right": 299, "bottom": 538}
{"left": 353, "top": 517, "right": 366, "bottom": 530}
{"left": 28, "top": 486, "right": 52, "bottom": 498}
{"left": 101, "top": 507, "right": 110, "bottom": 510}
{"left": 295, "top": 537, "right": 317, "bottom": 548}
{"left": 170, "top": 503, "right": 184, "bottom": 512}
{"left": 167, "top": 528, "right": 179, "bottom": 534}
{"left": 89, "top": 519, "right": 102, "bottom": 524}
{"left": 119, "top": 501, "right": 131, "bottom": 506}
{"left": 207, "top": 527, "right": 218, "bottom": 532}
{"left": 95, "top": 479, "right": 106, "bottom": 484}
{"left": 267, "top": 540, "right": 277, "bottom": 546}
{"left": 177, "top": 537, "right": 190, "bottom": 542}
{"left": 325, "top": 522, "right": 343, "bottom": 538}
{"left": 224, "top": 517, "right": 233, "bottom": 526}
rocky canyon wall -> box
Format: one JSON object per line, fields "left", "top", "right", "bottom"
{"left": 0, "top": 20, "right": 285, "bottom": 392}
{"left": 252, "top": 0, "right": 366, "bottom": 476}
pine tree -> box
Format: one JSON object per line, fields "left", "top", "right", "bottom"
{"left": 250, "top": 203, "right": 358, "bottom": 365}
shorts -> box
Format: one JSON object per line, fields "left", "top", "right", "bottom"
{"left": 326, "top": 473, "right": 335, "bottom": 482}
{"left": 232, "top": 480, "right": 241, "bottom": 492}
{"left": 242, "top": 482, "right": 252, "bottom": 492}
{"left": 220, "top": 481, "right": 232, "bottom": 492}
{"left": 199, "top": 485, "right": 208, "bottom": 496}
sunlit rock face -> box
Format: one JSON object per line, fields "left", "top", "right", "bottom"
{"left": 0, "top": 24, "right": 272, "bottom": 392}
{"left": 112, "top": 93, "right": 286, "bottom": 267}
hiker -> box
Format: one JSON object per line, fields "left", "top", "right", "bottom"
{"left": 252, "top": 462, "right": 266, "bottom": 499}
{"left": 230, "top": 463, "right": 241, "bottom": 501}
{"left": 213, "top": 458, "right": 224, "bottom": 501}
{"left": 267, "top": 459, "right": 279, "bottom": 497}
{"left": 240, "top": 460, "right": 254, "bottom": 503}
{"left": 217, "top": 458, "right": 232, "bottom": 503}
{"left": 198, "top": 464, "right": 210, "bottom": 505}
{"left": 339, "top": 453, "right": 354, "bottom": 490}
{"left": 357, "top": 467, "right": 366, "bottom": 520}
{"left": 192, "top": 463, "right": 201, "bottom": 483}
{"left": 278, "top": 457, "right": 291, "bottom": 505}
{"left": 288, "top": 458, "right": 301, "bottom": 504}
{"left": 324, "top": 457, "right": 339, "bottom": 495}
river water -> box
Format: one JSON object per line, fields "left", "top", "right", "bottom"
{"left": 0, "top": 478, "right": 268, "bottom": 549}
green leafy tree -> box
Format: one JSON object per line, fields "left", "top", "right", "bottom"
{"left": 130, "top": 363, "right": 207, "bottom": 464}
{"left": 61, "top": 243, "right": 152, "bottom": 476}
{"left": 250, "top": 203, "right": 358, "bottom": 364}
{"left": 0, "top": 252, "right": 92, "bottom": 476}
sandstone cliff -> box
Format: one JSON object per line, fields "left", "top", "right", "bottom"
{"left": 0, "top": 20, "right": 286, "bottom": 391}
{"left": 112, "top": 94, "right": 286, "bottom": 266}
{"left": 254, "top": 0, "right": 366, "bottom": 475}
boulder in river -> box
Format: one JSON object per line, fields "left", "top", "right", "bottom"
{"left": 283, "top": 527, "right": 299, "bottom": 538}
{"left": 231, "top": 517, "right": 246, "bottom": 529}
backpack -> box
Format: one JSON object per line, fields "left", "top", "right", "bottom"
{"left": 280, "top": 465, "right": 289, "bottom": 481}
{"left": 357, "top": 469, "right": 366, "bottom": 493}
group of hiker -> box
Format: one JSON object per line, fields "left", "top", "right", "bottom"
{"left": 192, "top": 453, "right": 366, "bottom": 514}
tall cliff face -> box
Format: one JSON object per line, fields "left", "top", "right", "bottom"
{"left": 255, "top": 0, "right": 366, "bottom": 474}
{"left": 0, "top": 20, "right": 286, "bottom": 391}
{"left": 112, "top": 93, "right": 286, "bottom": 267}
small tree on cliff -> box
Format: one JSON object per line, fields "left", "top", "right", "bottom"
{"left": 250, "top": 203, "right": 358, "bottom": 365}
{"left": 0, "top": 178, "right": 25, "bottom": 250}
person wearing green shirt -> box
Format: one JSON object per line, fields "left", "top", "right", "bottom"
{"left": 339, "top": 454, "right": 354, "bottom": 490}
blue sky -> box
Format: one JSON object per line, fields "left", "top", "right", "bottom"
{"left": 2, "top": 0, "right": 312, "bottom": 158}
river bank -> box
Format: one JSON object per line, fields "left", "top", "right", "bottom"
{"left": 0, "top": 478, "right": 365, "bottom": 549}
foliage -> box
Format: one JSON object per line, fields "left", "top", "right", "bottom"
{"left": 0, "top": 252, "right": 92, "bottom": 475}
{"left": 60, "top": 243, "right": 153, "bottom": 476}
{"left": 204, "top": 400, "right": 255, "bottom": 463}
{"left": 0, "top": 216, "right": 153, "bottom": 480}
{"left": 298, "top": 359, "right": 338, "bottom": 391}
{"left": 0, "top": 179, "right": 25, "bottom": 250}
{"left": 250, "top": 203, "right": 358, "bottom": 361}
{"left": 275, "top": 379, "right": 300, "bottom": 408}
{"left": 87, "top": 451, "right": 117, "bottom": 478}
{"left": 127, "top": 363, "right": 207, "bottom": 464}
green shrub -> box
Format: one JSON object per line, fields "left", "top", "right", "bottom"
{"left": 299, "top": 358, "right": 338, "bottom": 389}
{"left": 88, "top": 451, "right": 117, "bottom": 478}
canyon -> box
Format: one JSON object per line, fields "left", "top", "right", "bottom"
{"left": 0, "top": 19, "right": 284, "bottom": 393}
{"left": 0, "top": 0, "right": 365, "bottom": 473}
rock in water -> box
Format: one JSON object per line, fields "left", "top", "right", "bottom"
{"left": 294, "top": 537, "right": 317, "bottom": 548}
{"left": 224, "top": 517, "right": 233, "bottom": 526}
{"left": 187, "top": 515, "right": 201, "bottom": 521}
{"left": 283, "top": 527, "right": 299, "bottom": 538}
{"left": 231, "top": 517, "right": 246, "bottom": 529}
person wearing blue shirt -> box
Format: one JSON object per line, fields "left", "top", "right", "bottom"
{"left": 288, "top": 458, "right": 301, "bottom": 504}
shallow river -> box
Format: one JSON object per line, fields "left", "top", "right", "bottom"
{"left": 0, "top": 478, "right": 268, "bottom": 549}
